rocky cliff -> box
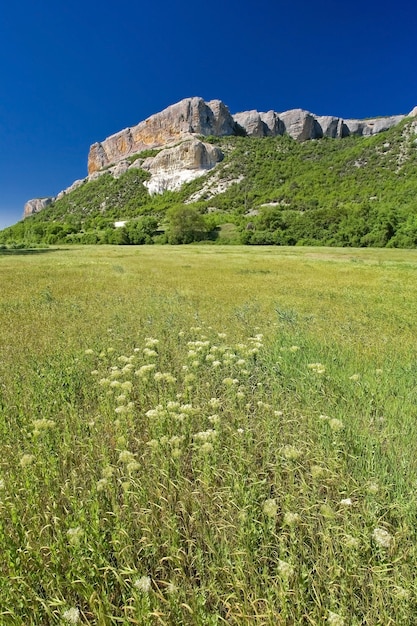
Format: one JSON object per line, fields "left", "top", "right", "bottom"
{"left": 88, "top": 97, "right": 410, "bottom": 174}
{"left": 23, "top": 97, "right": 416, "bottom": 218}
{"left": 88, "top": 97, "right": 235, "bottom": 174}
{"left": 23, "top": 197, "right": 53, "bottom": 218}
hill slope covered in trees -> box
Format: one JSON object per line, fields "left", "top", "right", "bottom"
{"left": 2, "top": 116, "right": 417, "bottom": 247}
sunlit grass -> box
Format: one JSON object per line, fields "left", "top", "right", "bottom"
{"left": 0, "top": 245, "right": 416, "bottom": 624}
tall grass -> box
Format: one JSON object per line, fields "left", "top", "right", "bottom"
{"left": 0, "top": 245, "right": 416, "bottom": 624}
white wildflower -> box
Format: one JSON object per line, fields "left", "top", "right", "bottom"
{"left": 135, "top": 363, "right": 156, "bottom": 377}
{"left": 143, "top": 348, "right": 157, "bottom": 357}
{"left": 194, "top": 429, "right": 217, "bottom": 442}
{"left": 283, "top": 512, "right": 300, "bottom": 525}
{"left": 281, "top": 445, "right": 302, "bottom": 461}
{"left": 62, "top": 607, "right": 80, "bottom": 623}
{"left": 372, "top": 527, "right": 393, "bottom": 549}
{"left": 329, "top": 418, "right": 344, "bottom": 432}
{"left": 277, "top": 559, "right": 294, "bottom": 578}
{"left": 134, "top": 575, "right": 151, "bottom": 593}
{"left": 84, "top": 349, "right": 94, "bottom": 355}
{"left": 311, "top": 465, "right": 325, "bottom": 479}
{"left": 102, "top": 465, "right": 114, "bottom": 478}
{"left": 339, "top": 498, "right": 353, "bottom": 506}
{"left": 119, "top": 450, "right": 135, "bottom": 463}
{"left": 96, "top": 478, "right": 108, "bottom": 492}
{"left": 263, "top": 498, "right": 278, "bottom": 518}
{"left": 127, "top": 461, "right": 140, "bottom": 473}
{"left": 20, "top": 454, "right": 35, "bottom": 468}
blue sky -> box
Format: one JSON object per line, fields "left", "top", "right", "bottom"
{"left": 1, "top": 0, "right": 416, "bottom": 229}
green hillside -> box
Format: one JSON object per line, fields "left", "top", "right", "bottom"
{"left": 2, "top": 117, "right": 417, "bottom": 247}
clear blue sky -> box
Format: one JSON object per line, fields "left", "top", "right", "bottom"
{"left": 1, "top": 0, "right": 416, "bottom": 229}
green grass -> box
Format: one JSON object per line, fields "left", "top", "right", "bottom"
{"left": 1, "top": 245, "right": 416, "bottom": 624}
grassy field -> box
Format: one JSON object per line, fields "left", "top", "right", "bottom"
{"left": 1, "top": 245, "right": 416, "bottom": 625}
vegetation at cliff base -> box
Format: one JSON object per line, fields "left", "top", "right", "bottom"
{"left": 1, "top": 245, "right": 417, "bottom": 624}
{"left": 1, "top": 117, "right": 417, "bottom": 247}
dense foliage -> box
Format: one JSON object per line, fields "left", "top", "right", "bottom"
{"left": 2, "top": 117, "right": 417, "bottom": 247}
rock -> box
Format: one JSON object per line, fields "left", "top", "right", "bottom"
{"left": 233, "top": 110, "right": 286, "bottom": 137}
{"left": 279, "top": 109, "right": 322, "bottom": 141}
{"left": 316, "top": 115, "right": 348, "bottom": 138}
{"left": 409, "top": 106, "right": 417, "bottom": 117}
{"left": 233, "top": 111, "right": 269, "bottom": 137}
{"left": 88, "top": 97, "right": 235, "bottom": 174}
{"left": 55, "top": 179, "right": 86, "bottom": 200}
{"left": 23, "top": 197, "right": 53, "bottom": 218}
{"left": 344, "top": 115, "right": 405, "bottom": 136}
{"left": 259, "top": 110, "right": 285, "bottom": 136}
{"left": 141, "top": 139, "right": 223, "bottom": 195}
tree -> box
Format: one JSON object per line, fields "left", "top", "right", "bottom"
{"left": 166, "top": 206, "right": 207, "bottom": 244}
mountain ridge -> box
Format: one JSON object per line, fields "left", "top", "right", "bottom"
{"left": 23, "top": 97, "right": 416, "bottom": 219}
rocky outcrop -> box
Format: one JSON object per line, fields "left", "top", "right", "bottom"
{"left": 88, "top": 97, "right": 411, "bottom": 173}
{"left": 233, "top": 111, "right": 271, "bottom": 137}
{"left": 278, "top": 109, "right": 322, "bottom": 141}
{"left": 23, "top": 197, "right": 53, "bottom": 218}
{"left": 141, "top": 139, "right": 223, "bottom": 194}
{"left": 315, "top": 116, "right": 348, "bottom": 138}
{"left": 88, "top": 97, "right": 236, "bottom": 174}
{"left": 234, "top": 108, "right": 406, "bottom": 140}
{"left": 344, "top": 115, "right": 405, "bottom": 136}
{"left": 260, "top": 111, "right": 285, "bottom": 136}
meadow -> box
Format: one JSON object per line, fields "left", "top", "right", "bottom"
{"left": 0, "top": 244, "right": 416, "bottom": 625}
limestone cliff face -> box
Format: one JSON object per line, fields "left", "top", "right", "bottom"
{"left": 141, "top": 139, "right": 224, "bottom": 194}
{"left": 88, "top": 97, "right": 409, "bottom": 173}
{"left": 23, "top": 197, "right": 53, "bottom": 218}
{"left": 233, "top": 108, "right": 405, "bottom": 140}
{"left": 88, "top": 97, "right": 235, "bottom": 174}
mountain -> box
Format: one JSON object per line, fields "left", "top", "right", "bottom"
{"left": 2, "top": 97, "right": 417, "bottom": 248}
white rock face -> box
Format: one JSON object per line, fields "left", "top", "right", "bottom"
{"left": 234, "top": 111, "right": 270, "bottom": 137}
{"left": 141, "top": 139, "right": 223, "bottom": 194}
{"left": 23, "top": 197, "right": 53, "bottom": 217}
{"left": 279, "top": 109, "right": 321, "bottom": 141}
{"left": 316, "top": 115, "right": 347, "bottom": 138}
